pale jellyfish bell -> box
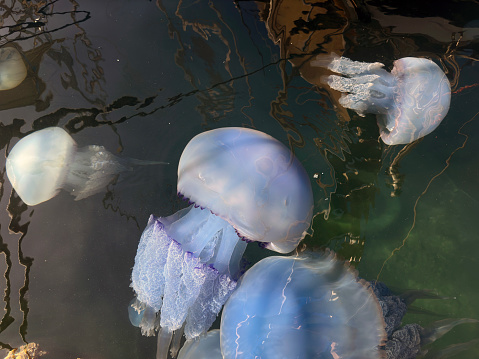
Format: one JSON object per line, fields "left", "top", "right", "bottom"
{"left": 6, "top": 127, "right": 166, "bottom": 205}
{"left": 311, "top": 54, "right": 451, "bottom": 145}
{"left": 221, "top": 251, "right": 387, "bottom": 359}
{"left": 0, "top": 47, "right": 27, "bottom": 91}
{"left": 130, "top": 127, "right": 314, "bottom": 359}
{"left": 217, "top": 252, "right": 478, "bottom": 359}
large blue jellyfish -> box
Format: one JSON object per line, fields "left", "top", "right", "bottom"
{"left": 311, "top": 55, "right": 451, "bottom": 145}
{"left": 6, "top": 127, "right": 166, "bottom": 205}
{"left": 130, "top": 127, "right": 314, "bottom": 359}
{"left": 221, "top": 251, "right": 387, "bottom": 359}
{"left": 219, "top": 252, "right": 477, "bottom": 359}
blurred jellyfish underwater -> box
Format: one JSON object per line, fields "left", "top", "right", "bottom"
{"left": 177, "top": 329, "right": 222, "bottom": 359}
{"left": 310, "top": 55, "right": 451, "bottom": 145}
{"left": 5, "top": 127, "right": 168, "bottom": 206}
{"left": 175, "top": 251, "right": 476, "bottom": 359}
{"left": 0, "top": 47, "right": 28, "bottom": 91}
{"left": 129, "top": 127, "right": 314, "bottom": 359}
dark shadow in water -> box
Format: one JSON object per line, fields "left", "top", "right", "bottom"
{"left": 0, "top": 190, "right": 32, "bottom": 349}
{"left": 0, "top": 0, "right": 90, "bottom": 47}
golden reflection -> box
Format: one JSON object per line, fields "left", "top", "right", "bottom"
{"left": 260, "top": 0, "right": 353, "bottom": 123}
{"left": 386, "top": 141, "right": 420, "bottom": 198}
{"left": 4, "top": 342, "right": 46, "bottom": 358}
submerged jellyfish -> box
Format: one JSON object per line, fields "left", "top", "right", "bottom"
{"left": 0, "top": 47, "right": 27, "bottom": 91}
{"left": 311, "top": 55, "right": 451, "bottom": 145}
{"left": 177, "top": 330, "right": 222, "bottom": 359}
{"left": 219, "top": 252, "right": 478, "bottom": 359}
{"left": 221, "top": 251, "right": 387, "bottom": 359}
{"left": 6, "top": 127, "right": 166, "bottom": 205}
{"left": 130, "top": 127, "right": 313, "bottom": 359}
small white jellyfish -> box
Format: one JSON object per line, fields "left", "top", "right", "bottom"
{"left": 311, "top": 54, "right": 451, "bottom": 145}
{"left": 6, "top": 127, "right": 167, "bottom": 205}
{"left": 0, "top": 47, "right": 28, "bottom": 91}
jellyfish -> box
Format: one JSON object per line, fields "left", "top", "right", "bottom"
{"left": 5, "top": 127, "right": 167, "bottom": 205}
{"left": 221, "top": 251, "right": 386, "bottom": 359}
{"left": 0, "top": 47, "right": 27, "bottom": 91}
{"left": 310, "top": 55, "right": 451, "bottom": 145}
{"left": 177, "top": 330, "right": 222, "bottom": 359}
{"left": 130, "top": 127, "right": 314, "bottom": 359}
{"left": 219, "top": 252, "right": 478, "bottom": 359}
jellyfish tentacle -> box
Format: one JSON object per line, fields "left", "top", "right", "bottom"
{"left": 170, "top": 324, "right": 186, "bottom": 358}
{"left": 139, "top": 305, "right": 159, "bottom": 336}
{"left": 121, "top": 157, "right": 169, "bottom": 166}
{"left": 65, "top": 145, "right": 127, "bottom": 200}
{"left": 423, "top": 338, "right": 479, "bottom": 359}
{"left": 420, "top": 318, "right": 479, "bottom": 346}
{"left": 324, "top": 55, "right": 384, "bottom": 75}
{"left": 385, "top": 323, "right": 422, "bottom": 359}
{"left": 157, "top": 327, "right": 174, "bottom": 359}
{"left": 131, "top": 211, "right": 243, "bottom": 345}
{"left": 400, "top": 288, "right": 450, "bottom": 306}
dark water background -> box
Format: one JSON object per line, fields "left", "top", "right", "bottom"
{"left": 0, "top": 0, "right": 478, "bottom": 358}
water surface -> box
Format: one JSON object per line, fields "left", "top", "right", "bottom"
{"left": 0, "top": 0, "right": 478, "bottom": 358}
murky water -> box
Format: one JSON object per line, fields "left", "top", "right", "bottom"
{"left": 0, "top": 0, "right": 478, "bottom": 358}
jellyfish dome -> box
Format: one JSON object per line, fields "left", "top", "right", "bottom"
{"left": 311, "top": 55, "right": 451, "bottom": 145}
{"left": 6, "top": 127, "right": 165, "bottom": 205}
{"left": 220, "top": 251, "right": 387, "bottom": 359}
{"left": 130, "top": 127, "right": 314, "bottom": 359}
{"left": 177, "top": 330, "right": 222, "bottom": 359}
{"left": 183, "top": 255, "right": 474, "bottom": 359}
{"left": 0, "top": 47, "right": 27, "bottom": 91}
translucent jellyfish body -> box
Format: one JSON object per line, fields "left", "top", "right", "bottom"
{"left": 0, "top": 47, "right": 27, "bottom": 91}
{"left": 6, "top": 127, "right": 165, "bottom": 205}
{"left": 130, "top": 127, "right": 313, "bottom": 359}
{"left": 220, "top": 252, "right": 387, "bottom": 359}
{"left": 177, "top": 330, "right": 222, "bottom": 359}
{"left": 311, "top": 55, "right": 451, "bottom": 145}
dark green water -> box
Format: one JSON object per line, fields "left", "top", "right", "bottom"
{"left": 0, "top": 0, "right": 478, "bottom": 358}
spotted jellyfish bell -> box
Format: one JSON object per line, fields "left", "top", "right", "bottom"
{"left": 6, "top": 127, "right": 167, "bottom": 205}
{"left": 0, "top": 47, "right": 27, "bottom": 91}
{"left": 310, "top": 54, "right": 451, "bottom": 145}
{"left": 130, "top": 127, "right": 314, "bottom": 359}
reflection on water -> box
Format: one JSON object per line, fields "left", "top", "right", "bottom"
{"left": 0, "top": 0, "right": 478, "bottom": 358}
